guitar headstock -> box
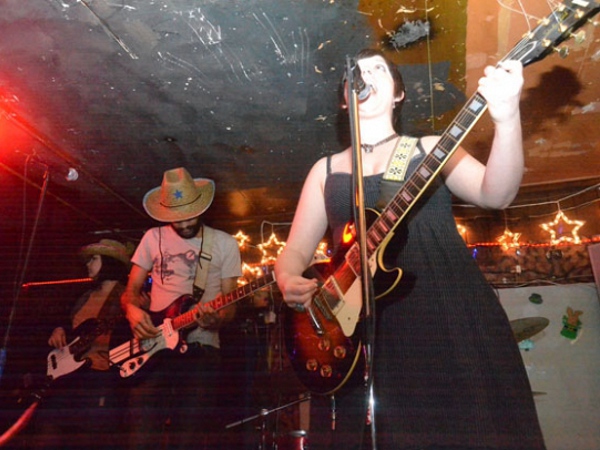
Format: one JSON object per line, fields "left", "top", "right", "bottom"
{"left": 508, "top": 0, "right": 599, "bottom": 66}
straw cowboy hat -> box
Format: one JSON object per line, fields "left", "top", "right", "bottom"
{"left": 142, "top": 167, "right": 215, "bottom": 222}
{"left": 79, "top": 239, "right": 134, "bottom": 266}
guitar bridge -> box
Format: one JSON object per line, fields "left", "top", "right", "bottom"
{"left": 313, "top": 289, "right": 335, "bottom": 321}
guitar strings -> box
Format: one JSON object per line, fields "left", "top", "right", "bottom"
{"left": 108, "top": 323, "right": 166, "bottom": 364}
{"left": 424, "top": 0, "right": 435, "bottom": 131}
{"left": 495, "top": 0, "right": 544, "bottom": 29}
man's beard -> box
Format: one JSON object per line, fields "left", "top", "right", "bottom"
{"left": 172, "top": 221, "right": 202, "bottom": 239}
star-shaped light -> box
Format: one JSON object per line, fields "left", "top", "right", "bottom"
{"left": 233, "top": 230, "right": 250, "bottom": 249}
{"left": 257, "top": 233, "right": 286, "bottom": 265}
{"left": 540, "top": 210, "right": 585, "bottom": 245}
{"left": 496, "top": 228, "right": 521, "bottom": 251}
{"left": 240, "top": 262, "right": 266, "bottom": 284}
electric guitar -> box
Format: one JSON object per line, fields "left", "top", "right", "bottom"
{"left": 285, "top": 0, "right": 600, "bottom": 395}
{"left": 47, "top": 317, "right": 116, "bottom": 380}
{"left": 109, "top": 268, "right": 276, "bottom": 378}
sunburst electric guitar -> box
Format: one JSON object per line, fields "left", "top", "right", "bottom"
{"left": 109, "top": 269, "right": 276, "bottom": 378}
{"left": 285, "top": 0, "right": 600, "bottom": 395}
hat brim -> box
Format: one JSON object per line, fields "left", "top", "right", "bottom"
{"left": 80, "top": 244, "right": 131, "bottom": 266}
{"left": 143, "top": 178, "right": 215, "bottom": 223}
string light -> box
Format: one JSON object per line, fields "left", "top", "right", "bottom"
{"left": 465, "top": 235, "right": 600, "bottom": 249}
{"left": 233, "top": 230, "right": 251, "bottom": 249}
{"left": 257, "top": 232, "right": 286, "bottom": 265}
{"left": 456, "top": 223, "right": 467, "bottom": 240}
{"left": 231, "top": 190, "right": 596, "bottom": 280}
{"left": 454, "top": 182, "right": 597, "bottom": 246}
{"left": 496, "top": 211, "right": 521, "bottom": 251}
{"left": 240, "top": 262, "right": 267, "bottom": 283}
{"left": 496, "top": 229, "right": 522, "bottom": 251}
{"left": 540, "top": 209, "right": 585, "bottom": 245}
{"left": 234, "top": 225, "right": 331, "bottom": 279}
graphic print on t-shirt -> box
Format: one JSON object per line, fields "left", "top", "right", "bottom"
{"left": 153, "top": 250, "right": 198, "bottom": 282}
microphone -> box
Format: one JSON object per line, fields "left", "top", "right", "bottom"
{"left": 351, "top": 60, "right": 372, "bottom": 101}
{"left": 29, "top": 156, "right": 79, "bottom": 182}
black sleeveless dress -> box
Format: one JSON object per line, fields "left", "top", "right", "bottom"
{"left": 321, "top": 150, "right": 546, "bottom": 449}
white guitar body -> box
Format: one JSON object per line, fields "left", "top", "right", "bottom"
{"left": 47, "top": 337, "right": 88, "bottom": 380}
{"left": 110, "top": 318, "right": 184, "bottom": 378}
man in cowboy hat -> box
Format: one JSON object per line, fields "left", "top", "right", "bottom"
{"left": 120, "top": 167, "right": 242, "bottom": 449}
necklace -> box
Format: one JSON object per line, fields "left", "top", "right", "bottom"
{"left": 360, "top": 133, "right": 398, "bottom": 153}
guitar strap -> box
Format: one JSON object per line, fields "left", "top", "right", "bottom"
{"left": 94, "top": 283, "right": 125, "bottom": 346}
{"left": 376, "top": 135, "right": 419, "bottom": 211}
{"left": 192, "top": 225, "right": 215, "bottom": 301}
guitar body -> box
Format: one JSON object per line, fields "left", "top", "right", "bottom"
{"left": 47, "top": 338, "right": 89, "bottom": 381}
{"left": 109, "top": 296, "right": 194, "bottom": 378}
{"left": 47, "top": 318, "right": 109, "bottom": 380}
{"left": 284, "top": 210, "right": 405, "bottom": 395}
{"left": 284, "top": 263, "right": 364, "bottom": 395}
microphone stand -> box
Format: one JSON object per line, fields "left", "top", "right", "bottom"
{"left": 345, "top": 56, "right": 377, "bottom": 450}
{"left": 1, "top": 164, "right": 51, "bottom": 384}
{"left": 225, "top": 394, "right": 310, "bottom": 450}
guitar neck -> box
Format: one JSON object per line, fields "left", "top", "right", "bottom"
{"left": 68, "top": 318, "right": 114, "bottom": 355}
{"left": 345, "top": 91, "right": 488, "bottom": 272}
{"left": 170, "top": 272, "right": 276, "bottom": 331}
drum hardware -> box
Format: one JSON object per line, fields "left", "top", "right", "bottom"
{"left": 274, "top": 429, "right": 308, "bottom": 450}
{"left": 225, "top": 394, "right": 310, "bottom": 449}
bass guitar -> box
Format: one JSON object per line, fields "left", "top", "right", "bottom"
{"left": 109, "top": 269, "right": 276, "bottom": 378}
{"left": 284, "top": 0, "right": 600, "bottom": 395}
{"left": 47, "top": 317, "right": 116, "bottom": 380}
{"left": 0, "top": 317, "right": 119, "bottom": 447}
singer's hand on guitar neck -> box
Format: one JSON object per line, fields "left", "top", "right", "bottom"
{"left": 478, "top": 60, "right": 523, "bottom": 124}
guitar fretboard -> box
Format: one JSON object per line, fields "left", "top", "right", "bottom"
{"left": 345, "top": 91, "right": 488, "bottom": 275}
{"left": 170, "top": 272, "right": 276, "bottom": 331}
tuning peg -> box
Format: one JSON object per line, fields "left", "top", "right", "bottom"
{"left": 553, "top": 46, "right": 570, "bottom": 59}
{"left": 571, "top": 30, "right": 586, "bottom": 44}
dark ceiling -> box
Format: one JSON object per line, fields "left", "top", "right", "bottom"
{"left": 0, "top": 0, "right": 599, "bottom": 285}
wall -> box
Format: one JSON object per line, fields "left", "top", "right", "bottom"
{"left": 498, "top": 283, "right": 600, "bottom": 450}
{"left": 477, "top": 243, "right": 595, "bottom": 286}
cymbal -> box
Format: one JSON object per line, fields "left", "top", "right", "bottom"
{"left": 510, "top": 317, "right": 550, "bottom": 342}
